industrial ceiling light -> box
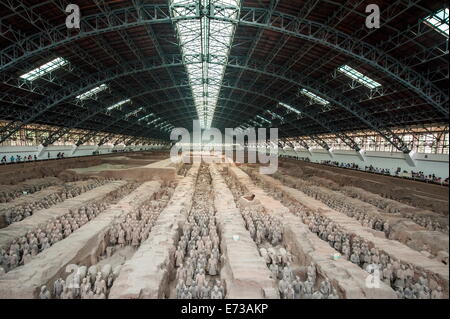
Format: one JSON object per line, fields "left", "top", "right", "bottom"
{"left": 20, "top": 57, "right": 69, "bottom": 81}
{"left": 337, "top": 65, "right": 382, "bottom": 89}
{"left": 299, "top": 89, "right": 330, "bottom": 105}
{"left": 138, "top": 113, "right": 155, "bottom": 121}
{"left": 107, "top": 99, "right": 131, "bottom": 111}
{"left": 266, "top": 110, "right": 285, "bottom": 121}
{"left": 256, "top": 115, "right": 271, "bottom": 124}
{"left": 76, "top": 84, "right": 108, "bottom": 100}
{"left": 279, "top": 102, "right": 302, "bottom": 115}
{"left": 126, "top": 107, "right": 145, "bottom": 118}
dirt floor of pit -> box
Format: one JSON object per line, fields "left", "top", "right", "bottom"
{"left": 68, "top": 164, "right": 141, "bottom": 174}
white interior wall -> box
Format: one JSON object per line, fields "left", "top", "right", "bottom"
{"left": 0, "top": 144, "right": 167, "bottom": 161}
{"left": 279, "top": 149, "right": 449, "bottom": 179}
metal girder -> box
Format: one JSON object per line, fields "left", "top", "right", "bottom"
{"left": 0, "top": 3, "right": 185, "bottom": 71}
{"left": 281, "top": 137, "right": 310, "bottom": 151}
{"left": 1, "top": 55, "right": 413, "bottom": 152}
{"left": 224, "top": 56, "right": 410, "bottom": 152}
{"left": 1, "top": 4, "right": 446, "bottom": 117}
{"left": 0, "top": 56, "right": 185, "bottom": 143}
{"left": 35, "top": 82, "right": 334, "bottom": 147}
{"left": 77, "top": 111, "right": 242, "bottom": 147}
{"left": 211, "top": 6, "right": 448, "bottom": 117}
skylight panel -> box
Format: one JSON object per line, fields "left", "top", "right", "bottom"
{"left": 266, "top": 110, "right": 285, "bottom": 121}
{"left": 155, "top": 120, "right": 170, "bottom": 129}
{"left": 280, "top": 102, "right": 302, "bottom": 115}
{"left": 256, "top": 115, "right": 271, "bottom": 124}
{"left": 337, "top": 65, "right": 382, "bottom": 89}
{"left": 107, "top": 99, "right": 131, "bottom": 111}
{"left": 138, "top": 113, "right": 155, "bottom": 121}
{"left": 250, "top": 119, "right": 262, "bottom": 127}
{"left": 125, "top": 107, "right": 145, "bottom": 118}
{"left": 300, "top": 89, "right": 330, "bottom": 105}
{"left": 149, "top": 117, "right": 162, "bottom": 125}
{"left": 171, "top": 0, "right": 240, "bottom": 129}
{"left": 423, "top": 8, "right": 449, "bottom": 37}
{"left": 76, "top": 84, "right": 108, "bottom": 100}
{"left": 20, "top": 57, "right": 69, "bottom": 81}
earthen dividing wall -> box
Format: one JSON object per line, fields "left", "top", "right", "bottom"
{"left": 108, "top": 164, "right": 200, "bottom": 299}
{"left": 209, "top": 164, "right": 279, "bottom": 299}
{"left": 0, "top": 151, "right": 170, "bottom": 185}
{"left": 0, "top": 181, "right": 161, "bottom": 299}
{"left": 228, "top": 165, "right": 398, "bottom": 299}
{"left": 72, "top": 158, "right": 179, "bottom": 183}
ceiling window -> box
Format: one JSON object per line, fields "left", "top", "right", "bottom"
{"left": 279, "top": 102, "right": 302, "bottom": 115}
{"left": 20, "top": 57, "right": 69, "bottom": 81}
{"left": 76, "top": 84, "right": 108, "bottom": 100}
{"left": 266, "top": 110, "right": 285, "bottom": 121}
{"left": 337, "top": 65, "right": 382, "bottom": 89}
{"left": 138, "top": 113, "right": 155, "bottom": 121}
{"left": 256, "top": 115, "right": 271, "bottom": 124}
{"left": 171, "top": 0, "right": 240, "bottom": 129}
{"left": 107, "top": 99, "right": 131, "bottom": 111}
{"left": 300, "top": 89, "right": 330, "bottom": 105}
{"left": 125, "top": 107, "right": 145, "bottom": 118}
{"left": 423, "top": 8, "right": 449, "bottom": 37}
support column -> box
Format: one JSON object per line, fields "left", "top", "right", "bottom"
{"left": 405, "top": 151, "right": 417, "bottom": 167}
{"left": 356, "top": 149, "right": 366, "bottom": 162}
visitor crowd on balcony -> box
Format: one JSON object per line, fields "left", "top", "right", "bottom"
{"left": 1, "top": 154, "right": 38, "bottom": 164}
{"left": 0, "top": 152, "right": 65, "bottom": 164}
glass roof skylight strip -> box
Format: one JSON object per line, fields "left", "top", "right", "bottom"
{"left": 300, "top": 89, "right": 330, "bottom": 105}
{"left": 256, "top": 115, "right": 271, "bottom": 124}
{"left": 171, "top": 0, "right": 241, "bottom": 129}
{"left": 280, "top": 102, "right": 302, "bottom": 115}
{"left": 76, "top": 84, "right": 108, "bottom": 100}
{"left": 107, "top": 99, "right": 131, "bottom": 111}
{"left": 423, "top": 8, "right": 449, "bottom": 37}
{"left": 266, "top": 110, "right": 285, "bottom": 121}
{"left": 20, "top": 57, "right": 69, "bottom": 81}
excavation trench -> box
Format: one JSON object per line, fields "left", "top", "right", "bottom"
{"left": 209, "top": 164, "right": 278, "bottom": 299}
{"left": 0, "top": 177, "right": 63, "bottom": 204}
{"left": 0, "top": 181, "right": 133, "bottom": 247}
{"left": 226, "top": 164, "right": 397, "bottom": 299}
{"left": 283, "top": 161, "right": 448, "bottom": 216}
{"left": 278, "top": 167, "right": 448, "bottom": 239}
{"left": 42, "top": 181, "right": 177, "bottom": 299}
{"left": 0, "top": 178, "right": 115, "bottom": 227}
{"left": 249, "top": 168, "right": 449, "bottom": 260}
{"left": 222, "top": 167, "right": 343, "bottom": 299}
{"left": 242, "top": 166, "right": 449, "bottom": 299}
{"left": 167, "top": 164, "right": 226, "bottom": 299}
{"left": 108, "top": 163, "right": 201, "bottom": 298}
{"left": 0, "top": 181, "right": 162, "bottom": 298}
{"left": 0, "top": 181, "right": 139, "bottom": 274}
